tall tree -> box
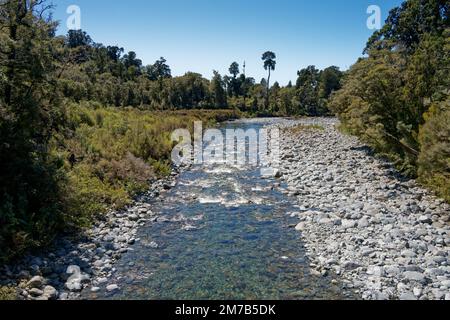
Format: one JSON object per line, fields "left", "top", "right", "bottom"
{"left": 106, "top": 46, "right": 124, "bottom": 62}
{"left": 147, "top": 57, "right": 172, "bottom": 81}
{"left": 295, "top": 65, "right": 320, "bottom": 115}
{"left": 262, "top": 51, "right": 276, "bottom": 108}
{"left": 210, "top": 71, "right": 227, "bottom": 108}
{"left": 319, "top": 66, "right": 342, "bottom": 99}
{"left": 229, "top": 62, "right": 240, "bottom": 78}
{"left": 147, "top": 57, "right": 172, "bottom": 91}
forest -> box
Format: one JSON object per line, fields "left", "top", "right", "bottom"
{"left": 0, "top": 0, "right": 448, "bottom": 261}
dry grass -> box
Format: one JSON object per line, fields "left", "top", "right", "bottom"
{"left": 284, "top": 124, "right": 325, "bottom": 135}
{"left": 0, "top": 286, "right": 17, "bottom": 300}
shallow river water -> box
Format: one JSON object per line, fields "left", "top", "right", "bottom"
{"left": 88, "top": 119, "right": 351, "bottom": 300}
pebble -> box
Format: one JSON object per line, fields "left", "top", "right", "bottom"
{"left": 403, "top": 271, "right": 427, "bottom": 284}
{"left": 43, "top": 286, "right": 58, "bottom": 300}
{"left": 26, "top": 276, "right": 44, "bottom": 289}
{"left": 29, "top": 288, "right": 44, "bottom": 297}
{"left": 106, "top": 284, "right": 119, "bottom": 292}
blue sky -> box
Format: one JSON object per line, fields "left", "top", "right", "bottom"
{"left": 51, "top": 0, "right": 404, "bottom": 84}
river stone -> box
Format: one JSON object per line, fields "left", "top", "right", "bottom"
{"left": 27, "top": 276, "right": 44, "bottom": 289}
{"left": 413, "top": 287, "right": 423, "bottom": 297}
{"left": 295, "top": 222, "right": 306, "bottom": 231}
{"left": 403, "top": 271, "right": 427, "bottom": 284}
{"left": 29, "top": 288, "right": 44, "bottom": 297}
{"left": 43, "top": 286, "right": 58, "bottom": 300}
{"left": 106, "top": 284, "right": 119, "bottom": 292}
{"left": 418, "top": 215, "right": 432, "bottom": 224}
{"left": 399, "top": 292, "right": 417, "bottom": 300}
{"left": 343, "top": 261, "right": 361, "bottom": 271}
{"left": 341, "top": 220, "right": 357, "bottom": 229}
{"left": 358, "top": 217, "right": 370, "bottom": 228}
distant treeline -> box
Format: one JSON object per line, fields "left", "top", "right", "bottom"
{"left": 59, "top": 29, "right": 342, "bottom": 116}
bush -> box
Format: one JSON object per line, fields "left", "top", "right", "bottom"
{"left": 418, "top": 98, "right": 450, "bottom": 201}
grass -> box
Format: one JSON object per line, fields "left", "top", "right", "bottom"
{"left": 0, "top": 286, "right": 17, "bottom": 300}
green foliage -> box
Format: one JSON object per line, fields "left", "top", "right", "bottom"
{"left": 229, "top": 62, "right": 240, "bottom": 78}
{"left": 0, "top": 0, "right": 66, "bottom": 261}
{"left": 211, "top": 71, "right": 228, "bottom": 108}
{"left": 418, "top": 97, "right": 450, "bottom": 202}
{"left": 331, "top": 0, "right": 449, "bottom": 199}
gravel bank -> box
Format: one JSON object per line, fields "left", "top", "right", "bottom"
{"left": 275, "top": 118, "right": 449, "bottom": 300}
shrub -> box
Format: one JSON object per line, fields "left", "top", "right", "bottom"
{"left": 418, "top": 97, "right": 450, "bottom": 201}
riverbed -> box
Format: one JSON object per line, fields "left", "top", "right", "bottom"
{"left": 85, "top": 119, "right": 350, "bottom": 300}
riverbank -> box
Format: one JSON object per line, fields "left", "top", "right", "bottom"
{"left": 0, "top": 166, "right": 185, "bottom": 300}
{"left": 275, "top": 118, "right": 450, "bottom": 300}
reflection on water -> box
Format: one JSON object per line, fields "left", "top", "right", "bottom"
{"left": 87, "top": 119, "right": 350, "bottom": 300}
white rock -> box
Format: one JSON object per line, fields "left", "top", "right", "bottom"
{"left": 413, "top": 287, "right": 422, "bottom": 297}
{"left": 403, "top": 271, "right": 427, "bottom": 284}
{"left": 106, "top": 284, "right": 119, "bottom": 292}
{"left": 26, "top": 276, "right": 44, "bottom": 289}
{"left": 295, "top": 222, "right": 306, "bottom": 231}
{"left": 43, "top": 286, "right": 58, "bottom": 300}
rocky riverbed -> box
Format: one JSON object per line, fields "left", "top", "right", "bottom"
{"left": 1, "top": 117, "right": 449, "bottom": 300}
{"left": 0, "top": 169, "right": 182, "bottom": 300}
{"left": 274, "top": 118, "right": 450, "bottom": 300}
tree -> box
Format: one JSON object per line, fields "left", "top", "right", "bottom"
{"left": 0, "top": 0, "right": 65, "bottom": 259}
{"left": 66, "top": 29, "right": 92, "bottom": 48}
{"left": 122, "top": 51, "right": 142, "bottom": 69}
{"left": 106, "top": 46, "right": 124, "bottom": 62}
{"left": 229, "top": 62, "right": 240, "bottom": 78}
{"left": 147, "top": 57, "right": 172, "bottom": 91}
{"left": 262, "top": 51, "right": 276, "bottom": 108}
{"left": 147, "top": 57, "right": 172, "bottom": 81}
{"left": 240, "top": 75, "right": 255, "bottom": 108}
{"left": 122, "top": 51, "right": 142, "bottom": 79}
{"left": 319, "top": 66, "right": 342, "bottom": 99}
{"left": 364, "top": 0, "right": 449, "bottom": 53}
{"left": 295, "top": 66, "right": 321, "bottom": 115}
{"left": 210, "top": 71, "right": 227, "bottom": 108}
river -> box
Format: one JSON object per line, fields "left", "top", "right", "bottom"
{"left": 86, "top": 119, "right": 350, "bottom": 300}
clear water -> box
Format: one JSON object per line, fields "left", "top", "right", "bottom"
{"left": 88, "top": 119, "right": 350, "bottom": 300}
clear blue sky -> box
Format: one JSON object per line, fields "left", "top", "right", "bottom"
{"left": 52, "top": 0, "right": 404, "bottom": 85}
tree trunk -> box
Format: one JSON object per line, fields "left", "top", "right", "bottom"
{"left": 266, "top": 69, "right": 271, "bottom": 109}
